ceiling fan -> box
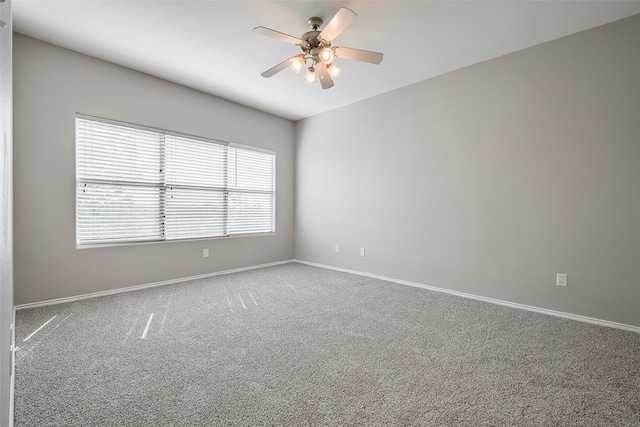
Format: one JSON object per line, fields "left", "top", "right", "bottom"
{"left": 253, "top": 7, "right": 383, "bottom": 89}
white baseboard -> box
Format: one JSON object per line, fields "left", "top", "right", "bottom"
{"left": 14, "top": 258, "right": 640, "bottom": 334}
{"left": 14, "top": 259, "right": 295, "bottom": 311}
{"left": 9, "top": 309, "right": 15, "bottom": 427}
{"left": 293, "top": 259, "right": 640, "bottom": 334}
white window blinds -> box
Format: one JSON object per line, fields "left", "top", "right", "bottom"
{"left": 165, "top": 135, "right": 227, "bottom": 240}
{"left": 76, "top": 119, "right": 164, "bottom": 243}
{"left": 76, "top": 115, "right": 275, "bottom": 245}
{"left": 228, "top": 146, "right": 276, "bottom": 235}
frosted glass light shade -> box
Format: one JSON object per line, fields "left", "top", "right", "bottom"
{"left": 319, "top": 47, "right": 334, "bottom": 64}
{"left": 327, "top": 63, "right": 340, "bottom": 77}
{"left": 304, "top": 66, "right": 316, "bottom": 83}
{"left": 289, "top": 55, "right": 306, "bottom": 73}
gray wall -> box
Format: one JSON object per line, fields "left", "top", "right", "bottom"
{"left": 295, "top": 14, "right": 640, "bottom": 327}
{"left": 1, "top": 1, "right": 13, "bottom": 425}
{"left": 13, "top": 34, "right": 295, "bottom": 305}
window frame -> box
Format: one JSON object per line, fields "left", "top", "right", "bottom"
{"left": 75, "top": 113, "right": 276, "bottom": 247}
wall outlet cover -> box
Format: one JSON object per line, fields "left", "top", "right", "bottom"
{"left": 556, "top": 273, "right": 568, "bottom": 287}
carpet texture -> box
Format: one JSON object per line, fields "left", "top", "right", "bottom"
{"left": 14, "top": 262, "right": 640, "bottom": 426}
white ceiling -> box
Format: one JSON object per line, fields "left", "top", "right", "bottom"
{"left": 12, "top": 1, "right": 640, "bottom": 121}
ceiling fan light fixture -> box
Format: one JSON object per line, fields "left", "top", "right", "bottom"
{"left": 289, "top": 55, "right": 306, "bottom": 73}
{"left": 319, "top": 47, "right": 334, "bottom": 64}
{"left": 305, "top": 66, "right": 316, "bottom": 83}
{"left": 327, "top": 63, "right": 340, "bottom": 77}
{"left": 255, "top": 7, "right": 383, "bottom": 89}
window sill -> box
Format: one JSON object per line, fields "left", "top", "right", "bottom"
{"left": 76, "top": 232, "right": 276, "bottom": 250}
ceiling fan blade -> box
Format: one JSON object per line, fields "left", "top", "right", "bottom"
{"left": 334, "top": 46, "right": 384, "bottom": 64}
{"left": 317, "top": 62, "right": 334, "bottom": 89}
{"left": 261, "top": 57, "right": 293, "bottom": 78}
{"left": 253, "top": 26, "right": 302, "bottom": 46}
{"left": 319, "top": 7, "right": 356, "bottom": 42}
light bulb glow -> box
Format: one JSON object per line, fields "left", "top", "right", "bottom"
{"left": 319, "top": 47, "right": 334, "bottom": 64}
{"left": 327, "top": 63, "right": 341, "bottom": 77}
{"left": 305, "top": 66, "right": 316, "bottom": 83}
{"left": 289, "top": 55, "right": 305, "bottom": 73}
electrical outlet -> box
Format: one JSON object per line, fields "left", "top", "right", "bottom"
{"left": 335, "top": 245, "right": 340, "bottom": 253}
{"left": 556, "top": 273, "right": 568, "bottom": 287}
{"left": 203, "top": 248, "right": 209, "bottom": 258}
{"left": 360, "top": 248, "right": 365, "bottom": 257}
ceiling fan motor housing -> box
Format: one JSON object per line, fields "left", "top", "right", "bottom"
{"left": 301, "top": 30, "right": 323, "bottom": 51}
{"left": 301, "top": 16, "right": 329, "bottom": 55}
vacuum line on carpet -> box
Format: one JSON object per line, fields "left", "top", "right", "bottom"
{"left": 141, "top": 313, "right": 154, "bottom": 339}
{"left": 160, "top": 312, "right": 168, "bottom": 333}
{"left": 123, "top": 318, "right": 139, "bottom": 345}
{"left": 237, "top": 294, "right": 247, "bottom": 310}
{"left": 247, "top": 290, "right": 258, "bottom": 306}
{"left": 18, "top": 313, "right": 74, "bottom": 362}
{"left": 226, "top": 295, "right": 233, "bottom": 313}
{"left": 23, "top": 315, "right": 57, "bottom": 342}
{"left": 274, "top": 272, "right": 298, "bottom": 293}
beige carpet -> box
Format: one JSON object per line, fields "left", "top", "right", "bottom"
{"left": 14, "top": 262, "right": 640, "bottom": 426}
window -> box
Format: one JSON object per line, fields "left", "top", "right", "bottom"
{"left": 76, "top": 115, "right": 275, "bottom": 245}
